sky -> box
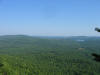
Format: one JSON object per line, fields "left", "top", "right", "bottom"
{"left": 0, "top": 0, "right": 100, "bottom": 36}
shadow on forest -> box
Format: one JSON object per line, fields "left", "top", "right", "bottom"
{"left": 0, "top": 63, "right": 4, "bottom": 67}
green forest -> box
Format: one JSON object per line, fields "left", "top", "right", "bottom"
{"left": 0, "top": 35, "right": 100, "bottom": 75}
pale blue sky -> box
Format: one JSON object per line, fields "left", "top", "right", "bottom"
{"left": 0, "top": 0, "right": 100, "bottom": 36}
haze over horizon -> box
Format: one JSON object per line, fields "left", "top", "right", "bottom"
{"left": 0, "top": 0, "right": 100, "bottom": 36}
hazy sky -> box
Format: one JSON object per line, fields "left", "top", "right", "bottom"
{"left": 0, "top": 0, "right": 100, "bottom": 36}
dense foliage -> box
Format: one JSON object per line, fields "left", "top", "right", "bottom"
{"left": 0, "top": 35, "right": 100, "bottom": 75}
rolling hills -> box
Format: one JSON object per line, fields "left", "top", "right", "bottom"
{"left": 0, "top": 35, "right": 100, "bottom": 75}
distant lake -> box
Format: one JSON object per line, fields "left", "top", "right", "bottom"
{"left": 76, "top": 40, "right": 85, "bottom": 42}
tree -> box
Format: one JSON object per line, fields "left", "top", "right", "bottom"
{"left": 92, "top": 27, "right": 100, "bottom": 62}
{"left": 95, "top": 28, "right": 100, "bottom": 32}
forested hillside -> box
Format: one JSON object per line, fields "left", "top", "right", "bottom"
{"left": 0, "top": 35, "right": 100, "bottom": 75}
